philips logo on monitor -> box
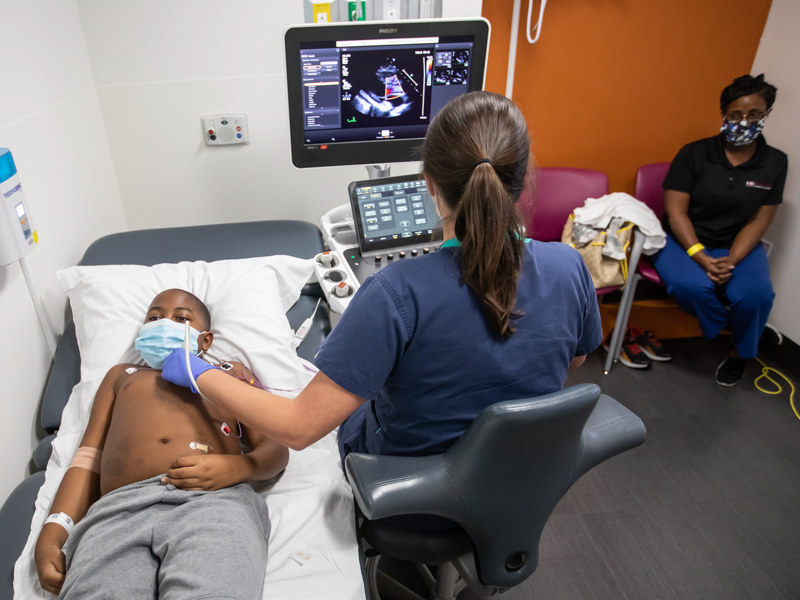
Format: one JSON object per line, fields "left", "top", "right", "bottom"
{"left": 378, "top": 28, "right": 398, "bottom": 34}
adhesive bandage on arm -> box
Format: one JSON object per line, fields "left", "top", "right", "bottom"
{"left": 68, "top": 446, "right": 102, "bottom": 474}
{"left": 44, "top": 512, "right": 75, "bottom": 537}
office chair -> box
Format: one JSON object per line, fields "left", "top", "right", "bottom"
{"left": 345, "top": 383, "right": 646, "bottom": 599}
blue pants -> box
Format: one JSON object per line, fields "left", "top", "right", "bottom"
{"left": 651, "top": 235, "right": 774, "bottom": 359}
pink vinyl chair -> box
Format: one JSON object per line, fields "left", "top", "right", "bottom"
{"left": 520, "top": 168, "right": 648, "bottom": 373}
{"left": 520, "top": 168, "right": 619, "bottom": 296}
{"left": 521, "top": 168, "right": 608, "bottom": 241}
{"left": 633, "top": 162, "right": 671, "bottom": 287}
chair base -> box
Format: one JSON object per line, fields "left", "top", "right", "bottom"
{"left": 366, "top": 555, "right": 501, "bottom": 600}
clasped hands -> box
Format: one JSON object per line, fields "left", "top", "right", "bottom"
{"left": 694, "top": 253, "right": 734, "bottom": 285}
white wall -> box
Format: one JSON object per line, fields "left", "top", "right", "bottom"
{"left": 752, "top": 0, "right": 800, "bottom": 344}
{"left": 0, "top": 1, "right": 127, "bottom": 503}
{"left": 76, "top": 0, "right": 483, "bottom": 231}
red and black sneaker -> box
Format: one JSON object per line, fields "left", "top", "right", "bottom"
{"left": 603, "top": 329, "right": 652, "bottom": 369}
{"left": 630, "top": 326, "right": 672, "bottom": 362}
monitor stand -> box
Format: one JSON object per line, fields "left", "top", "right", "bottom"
{"left": 365, "top": 164, "right": 391, "bottom": 179}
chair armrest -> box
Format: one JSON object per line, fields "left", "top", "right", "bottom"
{"left": 571, "top": 394, "right": 646, "bottom": 484}
{"left": 41, "top": 318, "right": 81, "bottom": 431}
{"left": 33, "top": 434, "right": 56, "bottom": 472}
{"left": 344, "top": 453, "right": 468, "bottom": 522}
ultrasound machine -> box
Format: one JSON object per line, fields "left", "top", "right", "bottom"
{"left": 284, "top": 18, "right": 489, "bottom": 312}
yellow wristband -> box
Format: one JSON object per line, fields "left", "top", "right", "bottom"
{"left": 686, "top": 243, "right": 705, "bottom": 257}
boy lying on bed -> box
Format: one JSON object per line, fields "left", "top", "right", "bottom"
{"left": 34, "top": 288, "right": 288, "bottom": 599}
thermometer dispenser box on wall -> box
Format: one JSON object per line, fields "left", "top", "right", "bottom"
{"left": 0, "top": 149, "right": 38, "bottom": 266}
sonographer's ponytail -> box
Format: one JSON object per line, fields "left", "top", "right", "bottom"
{"left": 421, "top": 92, "right": 531, "bottom": 338}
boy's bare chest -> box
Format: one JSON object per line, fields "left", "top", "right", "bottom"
{"left": 109, "top": 369, "right": 240, "bottom": 450}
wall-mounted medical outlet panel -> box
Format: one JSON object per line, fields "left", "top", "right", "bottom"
{"left": 304, "top": 0, "right": 337, "bottom": 23}
{"left": 202, "top": 114, "right": 249, "bottom": 146}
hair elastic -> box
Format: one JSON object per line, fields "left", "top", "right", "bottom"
{"left": 474, "top": 158, "right": 493, "bottom": 169}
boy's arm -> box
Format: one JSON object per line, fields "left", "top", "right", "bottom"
{"left": 161, "top": 428, "right": 289, "bottom": 491}
{"left": 34, "top": 364, "right": 122, "bottom": 595}
{"left": 162, "top": 363, "right": 289, "bottom": 491}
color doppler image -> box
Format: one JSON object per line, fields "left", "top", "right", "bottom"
{"left": 341, "top": 48, "right": 432, "bottom": 127}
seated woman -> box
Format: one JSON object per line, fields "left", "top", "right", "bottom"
{"left": 652, "top": 74, "right": 787, "bottom": 386}
{"left": 163, "top": 91, "right": 603, "bottom": 525}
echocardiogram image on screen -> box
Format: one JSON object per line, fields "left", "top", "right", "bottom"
{"left": 342, "top": 48, "right": 432, "bottom": 128}
{"left": 296, "top": 36, "right": 474, "bottom": 147}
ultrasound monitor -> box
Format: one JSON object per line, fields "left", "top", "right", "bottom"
{"left": 285, "top": 19, "right": 489, "bottom": 169}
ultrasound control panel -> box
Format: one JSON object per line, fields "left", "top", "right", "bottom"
{"left": 342, "top": 244, "right": 442, "bottom": 283}
{"left": 353, "top": 178, "right": 439, "bottom": 250}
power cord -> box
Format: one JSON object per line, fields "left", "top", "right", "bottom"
{"left": 754, "top": 357, "right": 798, "bottom": 421}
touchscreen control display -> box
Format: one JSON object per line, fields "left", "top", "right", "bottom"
{"left": 349, "top": 175, "right": 442, "bottom": 253}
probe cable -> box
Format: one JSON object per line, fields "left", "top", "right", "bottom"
{"left": 754, "top": 357, "right": 798, "bottom": 421}
{"left": 184, "top": 321, "right": 214, "bottom": 404}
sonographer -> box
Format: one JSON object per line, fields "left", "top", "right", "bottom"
{"left": 162, "top": 91, "right": 603, "bottom": 492}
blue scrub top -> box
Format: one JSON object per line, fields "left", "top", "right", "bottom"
{"left": 314, "top": 239, "right": 603, "bottom": 457}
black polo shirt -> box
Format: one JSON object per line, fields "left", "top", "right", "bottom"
{"left": 662, "top": 134, "right": 787, "bottom": 248}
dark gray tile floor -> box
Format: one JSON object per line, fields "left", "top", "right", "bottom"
{"left": 502, "top": 336, "right": 800, "bottom": 600}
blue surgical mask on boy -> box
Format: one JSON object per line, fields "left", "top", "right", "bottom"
{"left": 135, "top": 319, "right": 206, "bottom": 370}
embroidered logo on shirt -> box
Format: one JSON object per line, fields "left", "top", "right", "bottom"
{"left": 746, "top": 181, "right": 772, "bottom": 190}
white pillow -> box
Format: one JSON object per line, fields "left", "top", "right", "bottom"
{"left": 57, "top": 255, "right": 316, "bottom": 391}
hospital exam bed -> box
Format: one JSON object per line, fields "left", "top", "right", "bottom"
{"left": 0, "top": 220, "right": 335, "bottom": 599}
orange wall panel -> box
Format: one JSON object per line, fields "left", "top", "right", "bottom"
{"left": 482, "top": 0, "right": 772, "bottom": 194}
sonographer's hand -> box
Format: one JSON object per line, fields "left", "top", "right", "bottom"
{"left": 161, "top": 348, "right": 217, "bottom": 393}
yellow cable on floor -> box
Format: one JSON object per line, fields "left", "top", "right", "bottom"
{"left": 755, "top": 358, "right": 798, "bottom": 421}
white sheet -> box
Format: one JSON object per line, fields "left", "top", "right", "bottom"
{"left": 14, "top": 255, "right": 365, "bottom": 600}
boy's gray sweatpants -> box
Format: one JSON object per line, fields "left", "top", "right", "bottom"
{"left": 60, "top": 474, "right": 270, "bottom": 600}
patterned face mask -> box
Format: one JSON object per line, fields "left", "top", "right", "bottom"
{"left": 720, "top": 116, "right": 766, "bottom": 147}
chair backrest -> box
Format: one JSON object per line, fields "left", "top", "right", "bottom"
{"left": 520, "top": 168, "right": 609, "bottom": 242}
{"left": 633, "top": 162, "right": 671, "bottom": 218}
{"left": 443, "top": 383, "right": 601, "bottom": 587}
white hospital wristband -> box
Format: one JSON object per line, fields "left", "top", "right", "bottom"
{"left": 44, "top": 512, "right": 75, "bottom": 537}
